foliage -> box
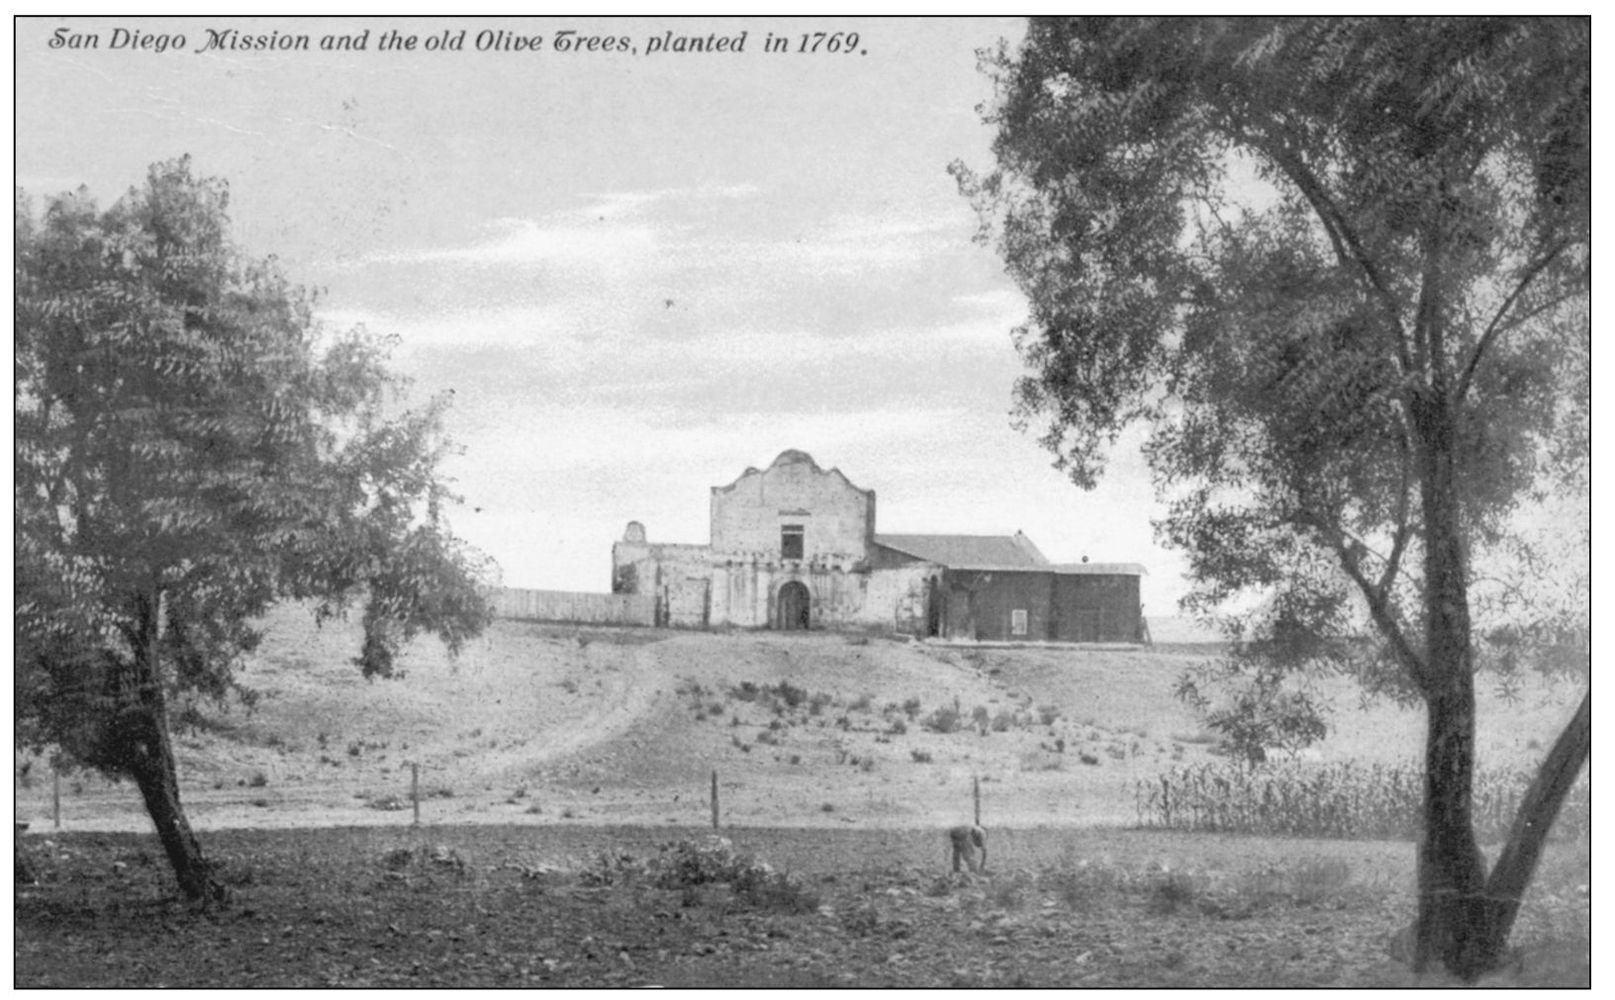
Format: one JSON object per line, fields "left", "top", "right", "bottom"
{"left": 1175, "top": 659, "right": 1331, "bottom": 768}
{"left": 921, "top": 705, "right": 963, "bottom": 734}
{"left": 580, "top": 836, "right": 820, "bottom": 914}
{"left": 1136, "top": 760, "right": 1590, "bottom": 842}
{"left": 956, "top": 17, "right": 1589, "bottom": 977}
{"left": 14, "top": 157, "right": 494, "bottom": 896}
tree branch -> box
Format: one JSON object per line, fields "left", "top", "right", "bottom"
{"left": 1453, "top": 239, "right": 1573, "bottom": 406}
{"left": 1307, "top": 515, "right": 1429, "bottom": 689}
{"left": 1378, "top": 428, "right": 1415, "bottom": 597}
{"left": 1250, "top": 136, "right": 1414, "bottom": 377}
{"left": 1480, "top": 690, "right": 1590, "bottom": 942}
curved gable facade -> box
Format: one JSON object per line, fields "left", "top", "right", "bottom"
{"left": 710, "top": 449, "right": 875, "bottom": 562}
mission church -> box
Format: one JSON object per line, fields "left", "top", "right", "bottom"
{"left": 612, "top": 450, "right": 1145, "bottom": 642}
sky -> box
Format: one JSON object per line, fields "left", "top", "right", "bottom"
{"left": 14, "top": 15, "right": 1199, "bottom": 613}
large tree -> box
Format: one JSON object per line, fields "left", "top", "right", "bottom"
{"left": 955, "top": 17, "right": 1589, "bottom": 979}
{"left": 15, "top": 158, "right": 494, "bottom": 902}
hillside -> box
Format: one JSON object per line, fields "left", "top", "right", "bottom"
{"left": 15, "top": 604, "right": 1585, "bottom": 834}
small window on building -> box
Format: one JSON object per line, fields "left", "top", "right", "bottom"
{"left": 1011, "top": 609, "right": 1028, "bottom": 636}
{"left": 781, "top": 524, "right": 804, "bottom": 560}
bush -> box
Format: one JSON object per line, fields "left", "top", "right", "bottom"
{"left": 769, "top": 682, "right": 808, "bottom": 709}
{"left": 645, "top": 836, "right": 820, "bottom": 913}
{"left": 247, "top": 771, "right": 269, "bottom": 788}
{"left": 887, "top": 718, "right": 908, "bottom": 736}
{"left": 849, "top": 693, "right": 873, "bottom": 712}
{"left": 903, "top": 697, "right": 922, "bottom": 719}
{"left": 910, "top": 749, "right": 933, "bottom": 764}
{"left": 1146, "top": 871, "right": 1201, "bottom": 915}
{"left": 922, "top": 706, "right": 963, "bottom": 734}
{"left": 991, "top": 711, "right": 1016, "bottom": 733}
{"left": 1038, "top": 704, "right": 1061, "bottom": 726}
{"left": 971, "top": 705, "right": 991, "bottom": 729}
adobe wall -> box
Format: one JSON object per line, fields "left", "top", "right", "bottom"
{"left": 492, "top": 587, "right": 655, "bottom": 626}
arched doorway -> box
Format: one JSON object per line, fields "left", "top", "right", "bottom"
{"left": 776, "top": 580, "right": 811, "bottom": 631}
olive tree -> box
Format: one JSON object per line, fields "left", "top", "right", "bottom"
{"left": 15, "top": 158, "right": 494, "bottom": 902}
{"left": 955, "top": 17, "right": 1588, "bottom": 979}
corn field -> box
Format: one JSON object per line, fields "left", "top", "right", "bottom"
{"left": 1135, "top": 761, "right": 1591, "bottom": 842}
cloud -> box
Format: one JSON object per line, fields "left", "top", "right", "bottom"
{"left": 365, "top": 218, "right": 661, "bottom": 270}
{"left": 336, "top": 193, "right": 967, "bottom": 286}
{"left": 579, "top": 183, "right": 759, "bottom": 220}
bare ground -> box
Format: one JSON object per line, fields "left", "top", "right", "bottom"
{"left": 12, "top": 606, "right": 1591, "bottom": 987}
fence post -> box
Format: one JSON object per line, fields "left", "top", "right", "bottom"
{"left": 710, "top": 769, "right": 719, "bottom": 829}
{"left": 411, "top": 762, "right": 421, "bottom": 828}
{"left": 973, "top": 773, "right": 981, "bottom": 827}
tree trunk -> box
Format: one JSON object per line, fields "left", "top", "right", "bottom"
{"left": 1452, "top": 690, "right": 1592, "bottom": 975}
{"left": 125, "top": 704, "right": 226, "bottom": 905}
{"left": 1410, "top": 391, "right": 1489, "bottom": 978}
{"left": 112, "top": 589, "right": 227, "bottom": 905}
{"left": 1414, "top": 682, "right": 1489, "bottom": 977}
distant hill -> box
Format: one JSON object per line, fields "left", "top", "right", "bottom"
{"left": 14, "top": 604, "right": 1581, "bottom": 834}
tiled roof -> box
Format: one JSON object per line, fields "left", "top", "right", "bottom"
{"left": 873, "top": 534, "right": 1048, "bottom": 568}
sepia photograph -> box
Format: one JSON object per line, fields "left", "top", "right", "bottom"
{"left": 14, "top": 14, "right": 1590, "bottom": 987}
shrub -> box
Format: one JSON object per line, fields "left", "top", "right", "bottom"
{"left": 1038, "top": 704, "right": 1061, "bottom": 726}
{"left": 903, "top": 697, "right": 922, "bottom": 719}
{"left": 1079, "top": 752, "right": 1100, "bottom": 766}
{"left": 971, "top": 705, "right": 991, "bottom": 728}
{"left": 1146, "top": 871, "right": 1200, "bottom": 915}
{"left": 247, "top": 771, "right": 269, "bottom": 788}
{"left": 887, "top": 718, "right": 908, "bottom": 736}
{"left": 910, "top": 749, "right": 933, "bottom": 764}
{"left": 991, "top": 711, "right": 1016, "bottom": 733}
{"left": 769, "top": 682, "right": 808, "bottom": 709}
{"left": 858, "top": 757, "right": 875, "bottom": 773}
{"left": 922, "top": 706, "right": 963, "bottom": 734}
{"left": 732, "top": 681, "right": 761, "bottom": 702}
{"left": 643, "top": 836, "right": 820, "bottom": 913}
{"left": 579, "top": 848, "right": 647, "bottom": 887}
{"left": 849, "top": 693, "right": 873, "bottom": 712}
